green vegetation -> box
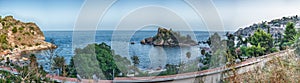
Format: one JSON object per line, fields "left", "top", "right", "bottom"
{"left": 141, "top": 27, "right": 197, "bottom": 46}
{"left": 53, "top": 56, "right": 67, "bottom": 76}
{"left": 18, "top": 26, "right": 24, "bottom": 31}
{"left": 0, "top": 34, "right": 7, "bottom": 44}
{"left": 68, "top": 43, "right": 132, "bottom": 80}
{"left": 280, "top": 22, "right": 298, "bottom": 50}
{"left": 0, "top": 70, "right": 22, "bottom": 82}
{"left": 12, "top": 27, "right": 18, "bottom": 33}
{"left": 205, "top": 33, "right": 227, "bottom": 69}
{"left": 245, "top": 44, "right": 266, "bottom": 57}
{"left": 29, "top": 26, "right": 34, "bottom": 30}
{"left": 186, "top": 52, "right": 191, "bottom": 59}
{"left": 249, "top": 28, "right": 275, "bottom": 54}
{"left": 0, "top": 34, "right": 8, "bottom": 50}
{"left": 0, "top": 54, "right": 54, "bottom": 82}
{"left": 131, "top": 55, "right": 140, "bottom": 67}
{"left": 158, "top": 64, "right": 179, "bottom": 76}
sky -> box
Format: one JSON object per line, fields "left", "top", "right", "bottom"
{"left": 0, "top": 0, "right": 300, "bottom": 31}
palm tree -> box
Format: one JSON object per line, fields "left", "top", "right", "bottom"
{"left": 53, "top": 56, "right": 65, "bottom": 76}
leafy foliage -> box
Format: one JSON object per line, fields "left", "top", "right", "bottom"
{"left": 281, "top": 22, "right": 297, "bottom": 49}
{"left": 131, "top": 55, "right": 140, "bottom": 67}
{"left": 12, "top": 27, "right": 18, "bottom": 33}
{"left": 249, "top": 28, "right": 274, "bottom": 53}
{"left": 69, "top": 42, "right": 131, "bottom": 80}
{"left": 246, "top": 44, "right": 266, "bottom": 57}
{"left": 0, "top": 70, "right": 22, "bottom": 82}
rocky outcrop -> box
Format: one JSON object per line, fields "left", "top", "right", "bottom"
{"left": 0, "top": 16, "right": 55, "bottom": 52}
{"left": 141, "top": 27, "right": 197, "bottom": 46}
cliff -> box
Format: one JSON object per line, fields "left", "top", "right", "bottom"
{"left": 140, "top": 27, "right": 197, "bottom": 46}
{"left": 0, "top": 16, "right": 55, "bottom": 53}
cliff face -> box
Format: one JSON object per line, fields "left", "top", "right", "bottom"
{"left": 141, "top": 27, "right": 197, "bottom": 46}
{"left": 0, "top": 16, "right": 54, "bottom": 52}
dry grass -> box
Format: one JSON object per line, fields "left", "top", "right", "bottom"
{"left": 225, "top": 52, "right": 300, "bottom": 83}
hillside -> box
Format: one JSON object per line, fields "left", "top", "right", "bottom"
{"left": 234, "top": 15, "right": 300, "bottom": 38}
{"left": 0, "top": 16, "right": 55, "bottom": 53}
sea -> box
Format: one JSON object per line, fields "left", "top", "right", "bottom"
{"left": 35, "top": 30, "right": 227, "bottom": 71}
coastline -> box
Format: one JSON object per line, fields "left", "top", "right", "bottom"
{"left": 0, "top": 42, "right": 56, "bottom": 62}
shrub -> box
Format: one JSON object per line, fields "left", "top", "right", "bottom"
{"left": 246, "top": 44, "right": 266, "bottom": 57}
{"left": 18, "top": 26, "right": 24, "bottom": 31}
{"left": 0, "top": 34, "right": 7, "bottom": 44}
{"left": 29, "top": 26, "right": 34, "bottom": 30}
{"left": 12, "top": 27, "right": 17, "bottom": 33}
{"left": 23, "top": 32, "right": 30, "bottom": 35}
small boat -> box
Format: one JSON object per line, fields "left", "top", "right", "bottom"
{"left": 130, "top": 42, "right": 135, "bottom": 44}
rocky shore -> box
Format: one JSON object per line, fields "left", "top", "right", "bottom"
{"left": 140, "top": 27, "right": 197, "bottom": 46}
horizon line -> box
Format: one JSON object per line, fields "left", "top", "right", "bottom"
{"left": 42, "top": 29, "right": 236, "bottom": 32}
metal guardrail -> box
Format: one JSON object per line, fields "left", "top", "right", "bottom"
{"left": 0, "top": 49, "right": 293, "bottom": 83}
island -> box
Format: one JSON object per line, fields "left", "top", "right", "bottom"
{"left": 0, "top": 16, "right": 55, "bottom": 61}
{"left": 140, "top": 27, "right": 197, "bottom": 46}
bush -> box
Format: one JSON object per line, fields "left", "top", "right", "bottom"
{"left": 246, "top": 44, "right": 266, "bottom": 57}
{"left": 18, "top": 26, "right": 24, "bottom": 31}
{"left": 0, "top": 34, "right": 7, "bottom": 44}
{"left": 269, "top": 48, "right": 279, "bottom": 53}
{"left": 12, "top": 27, "right": 17, "bottom": 33}
{"left": 29, "top": 26, "right": 34, "bottom": 30}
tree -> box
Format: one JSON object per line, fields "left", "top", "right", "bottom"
{"left": 249, "top": 28, "right": 274, "bottom": 53}
{"left": 186, "top": 52, "right": 191, "bottom": 59}
{"left": 201, "top": 49, "right": 206, "bottom": 55}
{"left": 42, "top": 39, "right": 60, "bottom": 74}
{"left": 207, "top": 32, "right": 221, "bottom": 52}
{"left": 281, "top": 22, "right": 297, "bottom": 48}
{"left": 53, "top": 56, "right": 65, "bottom": 76}
{"left": 70, "top": 43, "right": 130, "bottom": 80}
{"left": 237, "top": 35, "right": 247, "bottom": 47}
{"left": 16, "top": 54, "right": 48, "bottom": 82}
{"left": 66, "top": 57, "right": 77, "bottom": 78}
{"left": 130, "top": 55, "right": 140, "bottom": 76}
{"left": 226, "top": 32, "right": 236, "bottom": 58}
{"left": 131, "top": 55, "right": 140, "bottom": 67}
{"left": 5, "top": 57, "right": 10, "bottom": 66}
{"left": 246, "top": 44, "right": 266, "bottom": 57}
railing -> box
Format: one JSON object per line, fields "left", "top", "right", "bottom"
{"left": 0, "top": 49, "right": 294, "bottom": 83}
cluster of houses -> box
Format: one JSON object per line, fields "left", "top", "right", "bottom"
{"left": 0, "top": 49, "right": 30, "bottom": 67}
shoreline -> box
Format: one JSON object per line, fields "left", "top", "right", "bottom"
{"left": 0, "top": 42, "right": 56, "bottom": 62}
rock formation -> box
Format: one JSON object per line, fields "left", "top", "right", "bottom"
{"left": 0, "top": 16, "right": 55, "bottom": 52}
{"left": 141, "top": 27, "right": 197, "bottom": 46}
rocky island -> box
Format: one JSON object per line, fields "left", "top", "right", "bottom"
{"left": 140, "top": 27, "right": 197, "bottom": 46}
{"left": 0, "top": 16, "right": 55, "bottom": 59}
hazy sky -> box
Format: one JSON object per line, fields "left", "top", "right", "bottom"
{"left": 0, "top": 0, "right": 300, "bottom": 31}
